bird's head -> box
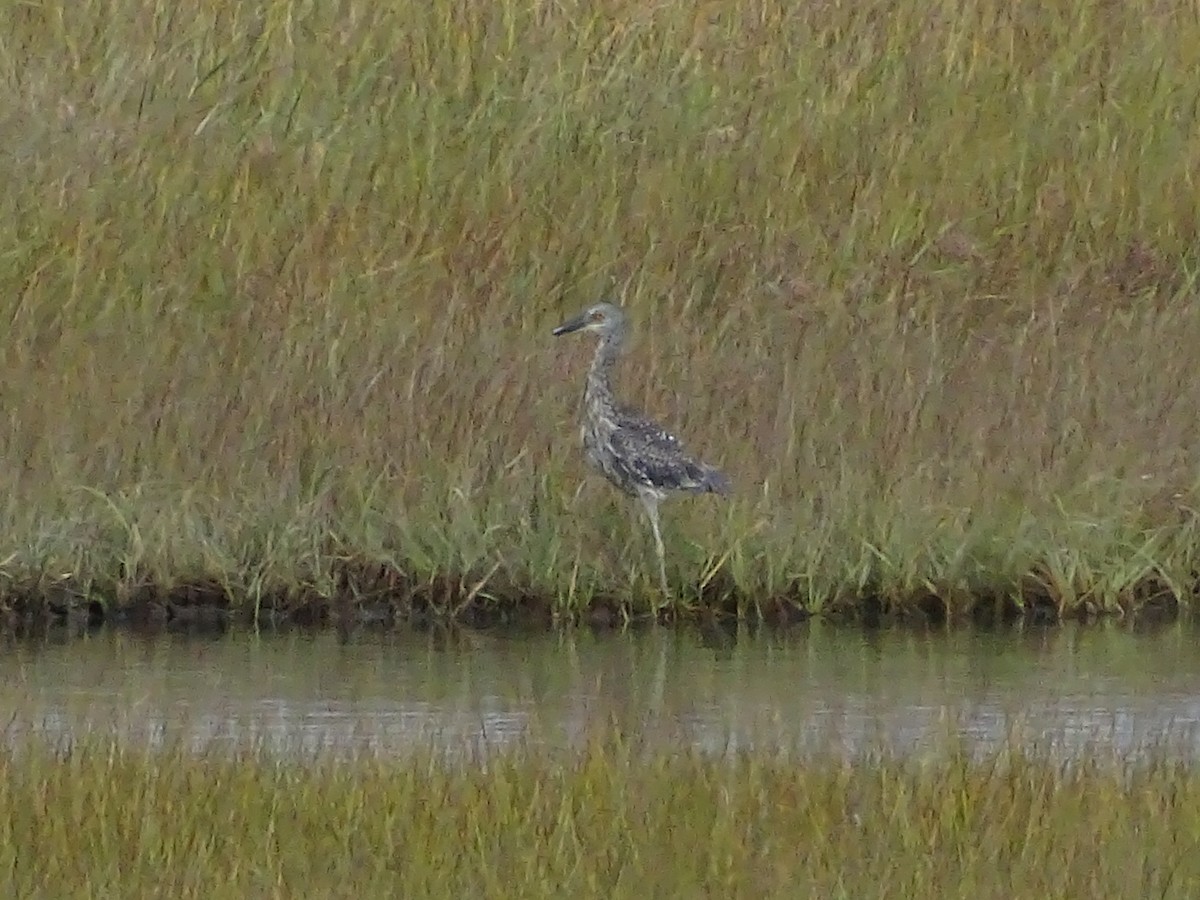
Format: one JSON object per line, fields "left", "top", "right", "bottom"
{"left": 552, "top": 302, "right": 625, "bottom": 338}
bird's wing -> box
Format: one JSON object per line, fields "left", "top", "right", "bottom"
{"left": 610, "top": 407, "right": 717, "bottom": 492}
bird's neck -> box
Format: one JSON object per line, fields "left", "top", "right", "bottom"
{"left": 585, "top": 330, "right": 623, "bottom": 408}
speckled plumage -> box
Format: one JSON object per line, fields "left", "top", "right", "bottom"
{"left": 553, "top": 302, "right": 730, "bottom": 595}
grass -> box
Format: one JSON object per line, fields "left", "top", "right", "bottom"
{"left": 1, "top": 729, "right": 1198, "bottom": 897}
{"left": 1, "top": 0, "right": 1199, "bottom": 627}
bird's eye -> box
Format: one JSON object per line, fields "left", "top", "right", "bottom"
{"left": 590, "top": 310, "right": 604, "bottom": 321}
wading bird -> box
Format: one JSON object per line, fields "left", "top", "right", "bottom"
{"left": 552, "top": 302, "right": 730, "bottom": 596}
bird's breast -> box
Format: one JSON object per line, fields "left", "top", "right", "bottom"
{"left": 580, "top": 414, "right": 623, "bottom": 485}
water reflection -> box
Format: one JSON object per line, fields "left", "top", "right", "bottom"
{"left": 2, "top": 622, "right": 1199, "bottom": 761}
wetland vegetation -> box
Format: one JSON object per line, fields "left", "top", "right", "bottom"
{"left": 2, "top": 0, "right": 1200, "bottom": 629}
{"left": 3, "top": 731, "right": 1198, "bottom": 897}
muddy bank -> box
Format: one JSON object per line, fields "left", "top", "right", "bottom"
{"left": 0, "top": 558, "right": 1188, "bottom": 637}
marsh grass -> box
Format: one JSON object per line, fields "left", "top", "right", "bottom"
{"left": 1, "top": 0, "right": 1199, "bottom": 627}
{"left": 1, "top": 730, "right": 1198, "bottom": 897}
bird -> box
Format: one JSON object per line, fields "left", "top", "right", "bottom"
{"left": 552, "top": 301, "right": 731, "bottom": 597}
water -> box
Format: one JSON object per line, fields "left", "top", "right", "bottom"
{"left": 3, "top": 622, "right": 1199, "bottom": 761}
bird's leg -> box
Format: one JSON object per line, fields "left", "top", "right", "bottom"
{"left": 640, "top": 494, "right": 669, "bottom": 598}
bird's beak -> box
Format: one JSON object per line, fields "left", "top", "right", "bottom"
{"left": 552, "top": 312, "right": 589, "bottom": 336}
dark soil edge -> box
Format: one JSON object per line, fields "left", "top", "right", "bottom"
{"left": 0, "top": 556, "right": 1192, "bottom": 638}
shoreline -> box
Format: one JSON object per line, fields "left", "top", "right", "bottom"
{"left": 2, "top": 561, "right": 1187, "bottom": 636}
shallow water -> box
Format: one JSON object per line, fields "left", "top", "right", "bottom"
{"left": 3, "top": 622, "right": 1199, "bottom": 761}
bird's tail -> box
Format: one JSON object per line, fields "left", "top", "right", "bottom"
{"left": 702, "top": 465, "right": 732, "bottom": 495}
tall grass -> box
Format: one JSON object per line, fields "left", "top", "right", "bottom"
{"left": 2, "top": 732, "right": 1198, "bottom": 897}
{"left": 1, "top": 0, "right": 1199, "bottom": 625}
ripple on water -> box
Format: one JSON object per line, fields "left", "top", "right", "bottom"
{"left": 2, "top": 623, "right": 1199, "bottom": 762}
